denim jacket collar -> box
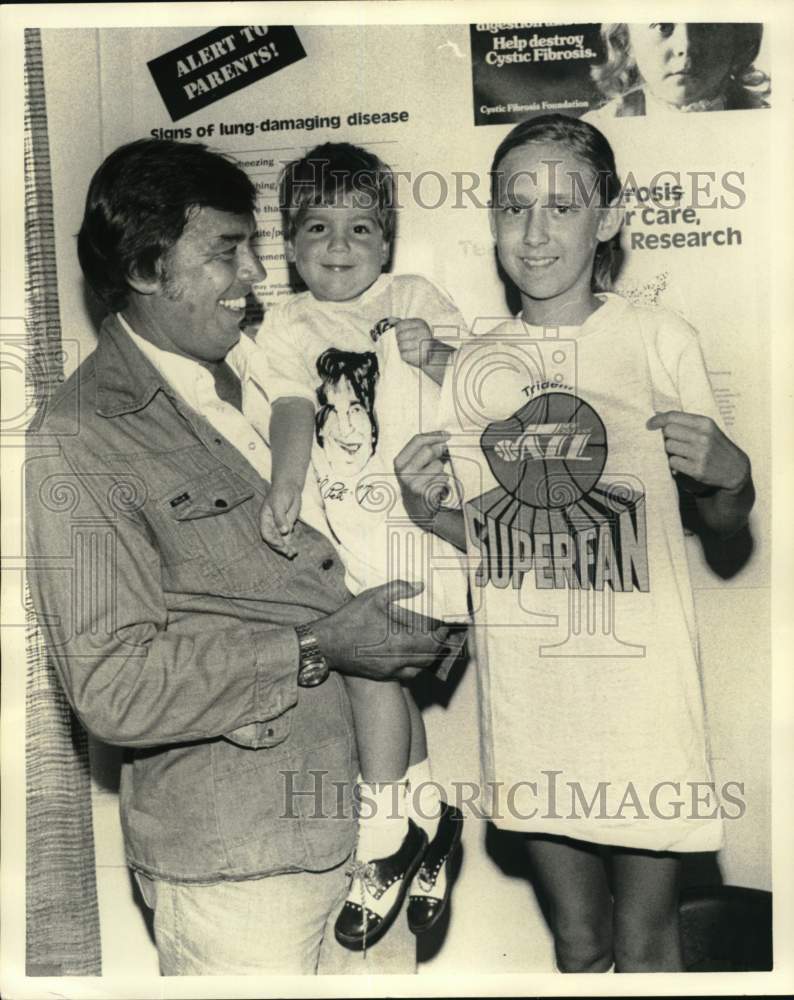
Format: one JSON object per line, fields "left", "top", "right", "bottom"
{"left": 93, "top": 314, "right": 277, "bottom": 503}
{"left": 94, "top": 313, "right": 175, "bottom": 418}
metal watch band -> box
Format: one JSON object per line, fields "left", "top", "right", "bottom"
{"left": 295, "top": 621, "right": 329, "bottom": 688}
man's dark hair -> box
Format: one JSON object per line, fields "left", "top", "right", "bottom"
{"left": 77, "top": 138, "right": 257, "bottom": 313}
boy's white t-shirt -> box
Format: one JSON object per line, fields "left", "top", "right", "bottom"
{"left": 437, "top": 293, "right": 725, "bottom": 850}
{"left": 256, "top": 273, "right": 470, "bottom": 622}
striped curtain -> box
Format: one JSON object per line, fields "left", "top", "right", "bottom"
{"left": 24, "top": 27, "right": 102, "bottom": 976}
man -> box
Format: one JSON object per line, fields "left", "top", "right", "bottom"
{"left": 25, "top": 139, "right": 460, "bottom": 975}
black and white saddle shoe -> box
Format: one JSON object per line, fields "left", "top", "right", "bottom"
{"left": 334, "top": 819, "right": 428, "bottom": 951}
{"left": 406, "top": 803, "right": 463, "bottom": 935}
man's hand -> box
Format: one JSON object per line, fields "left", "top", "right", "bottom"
{"left": 260, "top": 482, "right": 302, "bottom": 558}
{"left": 646, "top": 411, "right": 750, "bottom": 491}
{"left": 393, "top": 431, "right": 452, "bottom": 527}
{"left": 311, "top": 580, "right": 464, "bottom": 681}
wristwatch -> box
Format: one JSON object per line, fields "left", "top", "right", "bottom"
{"left": 295, "top": 621, "right": 330, "bottom": 688}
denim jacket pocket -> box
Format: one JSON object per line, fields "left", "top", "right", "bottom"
{"left": 152, "top": 466, "right": 275, "bottom": 594}
{"left": 171, "top": 471, "right": 254, "bottom": 521}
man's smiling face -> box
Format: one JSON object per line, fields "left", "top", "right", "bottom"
{"left": 137, "top": 205, "right": 264, "bottom": 363}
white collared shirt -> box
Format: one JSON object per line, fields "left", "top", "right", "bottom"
{"left": 117, "top": 314, "right": 274, "bottom": 480}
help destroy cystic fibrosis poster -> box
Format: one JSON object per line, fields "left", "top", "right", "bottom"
{"left": 471, "top": 22, "right": 605, "bottom": 124}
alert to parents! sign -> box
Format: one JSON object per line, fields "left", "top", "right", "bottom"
{"left": 147, "top": 25, "right": 306, "bottom": 121}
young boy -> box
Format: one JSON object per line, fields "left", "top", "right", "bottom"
{"left": 256, "top": 143, "right": 467, "bottom": 950}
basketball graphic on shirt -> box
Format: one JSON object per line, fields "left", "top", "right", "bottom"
{"left": 480, "top": 392, "right": 607, "bottom": 509}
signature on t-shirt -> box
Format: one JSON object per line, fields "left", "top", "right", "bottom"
{"left": 317, "top": 476, "right": 350, "bottom": 501}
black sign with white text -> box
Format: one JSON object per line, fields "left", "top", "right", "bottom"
{"left": 470, "top": 22, "right": 603, "bottom": 126}
{"left": 147, "top": 25, "right": 306, "bottom": 121}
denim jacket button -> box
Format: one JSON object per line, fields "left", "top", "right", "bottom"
{"left": 321, "top": 558, "right": 333, "bottom": 570}
{"left": 214, "top": 498, "right": 228, "bottom": 508}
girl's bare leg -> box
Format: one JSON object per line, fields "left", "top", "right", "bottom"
{"left": 524, "top": 834, "right": 613, "bottom": 972}
{"left": 611, "top": 848, "right": 683, "bottom": 971}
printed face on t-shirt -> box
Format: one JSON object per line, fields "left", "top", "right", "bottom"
{"left": 317, "top": 377, "right": 375, "bottom": 475}
{"left": 286, "top": 193, "right": 389, "bottom": 302}
{"left": 627, "top": 23, "right": 736, "bottom": 107}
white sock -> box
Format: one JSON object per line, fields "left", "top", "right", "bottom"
{"left": 355, "top": 781, "right": 408, "bottom": 861}
{"left": 405, "top": 759, "right": 443, "bottom": 839}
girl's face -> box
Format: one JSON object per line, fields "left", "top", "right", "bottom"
{"left": 490, "top": 141, "right": 621, "bottom": 325}
{"left": 627, "top": 23, "right": 736, "bottom": 107}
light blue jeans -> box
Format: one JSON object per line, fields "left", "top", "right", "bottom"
{"left": 136, "top": 864, "right": 416, "bottom": 975}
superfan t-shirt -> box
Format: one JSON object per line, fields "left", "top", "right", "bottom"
{"left": 438, "top": 293, "right": 725, "bottom": 850}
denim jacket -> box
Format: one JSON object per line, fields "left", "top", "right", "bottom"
{"left": 25, "top": 317, "right": 357, "bottom": 881}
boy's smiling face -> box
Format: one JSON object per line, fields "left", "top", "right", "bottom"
{"left": 287, "top": 192, "right": 389, "bottom": 302}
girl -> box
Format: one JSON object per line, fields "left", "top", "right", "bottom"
{"left": 585, "top": 22, "right": 770, "bottom": 121}
{"left": 395, "top": 114, "right": 755, "bottom": 972}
